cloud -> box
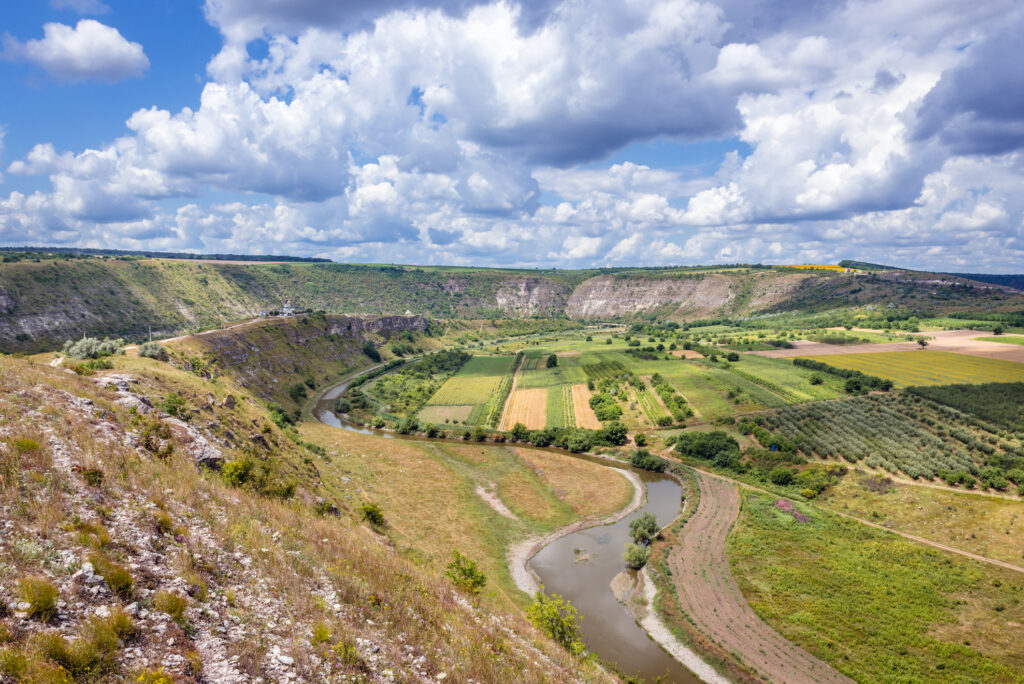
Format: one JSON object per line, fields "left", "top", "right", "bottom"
{"left": 2, "top": 20, "right": 148, "bottom": 83}
{"left": 3, "top": 0, "right": 1024, "bottom": 272}
{"left": 914, "top": 11, "right": 1024, "bottom": 156}
{"left": 49, "top": 0, "right": 111, "bottom": 14}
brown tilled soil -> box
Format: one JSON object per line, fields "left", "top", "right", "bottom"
{"left": 570, "top": 384, "right": 601, "bottom": 429}
{"left": 668, "top": 471, "right": 854, "bottom": 684}
{"left": 750, "top": 329, "right": 1024, "bottom": 363}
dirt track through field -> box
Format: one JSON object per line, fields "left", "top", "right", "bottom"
{"left": 570, "top": 384, "right": 601, "bottom": 429}
{"left": 668, "top": 470, "right": 854, "bottom": 684}
{"left": 750, "top": 329, "right": 1024, "bottom": 363}
{"left": 497, "top": 354, "right": 526, "bottom": 430}
{"left": 502, "top": 388, "right": 547, "bottom": 430}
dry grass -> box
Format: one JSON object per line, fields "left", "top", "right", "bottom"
{"left": 417, "top": 404, "right": 474, "bottom": 425}
{"left": 820, "top": 472, "right": 1024, "bottom": 565}
{"left": 514, "top": 447, "right": 632, "bottom": 518}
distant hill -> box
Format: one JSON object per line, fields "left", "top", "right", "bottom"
{"left": 0, "top": 246, "right": 330, "bottom": 263}
{"left": 3, "top": 257, "right": 1024, "bottom": 352}
{"left": 944, "top": 273, "right": 1024, "bottom": 292}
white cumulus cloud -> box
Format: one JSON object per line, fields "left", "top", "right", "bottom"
{"left": 2, "top": 19, "right": 148, "bottom": 83}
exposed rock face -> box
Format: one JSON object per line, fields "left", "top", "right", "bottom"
{"left": 326, "top": 314, "right": 429, "bottom": 336}
{"left": 565, "top": 274, "right": 735, "bottom": 319}
{"left": 0, "top": 288, "right": 14, "bottom": 314}
{"left": 494, "top": 277, "right": 570, "bottom": 316}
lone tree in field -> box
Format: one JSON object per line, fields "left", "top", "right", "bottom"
{"left": 917, "top": 338, "right": 928, "bottom": 348}
{"left": 546, "top": 354, "right": 557, "bottom": 368}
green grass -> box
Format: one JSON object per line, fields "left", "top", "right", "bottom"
{"left": 427, "top": 355, "right": 516, "bottom": 405}
{"left": 724, "top": 355, "right": 845, "bottom": 402}
{"left": 800, "top": 350, "right": 1024, "bottom": 386}
{"left": 974, "top": 336, "right": 1024, "bottom": 346}
{"left": 729, "top": 490, "right": 1024, "bottom": 682}
{"left": 545, "top": 387, "right": 565, "bottom": 429}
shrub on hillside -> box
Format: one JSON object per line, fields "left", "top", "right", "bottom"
{"left": 138, "top": 342, "right": 168, "bottom": 361}
{"left": 445, "top": 551, "right": 487, "bottom": 594}
{"left": 62, "top": 336, "right": 125, "bottom": 360}
{"left": 527, "top": 592, "right": 585, "bottom": 656}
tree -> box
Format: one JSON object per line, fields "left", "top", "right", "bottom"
{"left": 527, "top": 591, "right": 585, "bottom": 656}
{"left": 633, "top": 432, "right": 648, "bottom": 447}
{"left": 629, "top": 512, "right": 659, "bottom": 545}
{"left": 623, "top": 543, "right": 649, "bottom": 569}
{"left": 510, "top": 422, "right": 530, "bottom": 442}
{"left": 917, "top": 338, "right": 928, "bottom": 348}
{"left": 546, "top": 354, "right": 558, "bottom": 368}
{"left": 445, "top": 551, "right": 487, "bottom": 594}
{"left": 994, "top": 326, "right": 1004, "bottom": 335}
{"left": 726, "top": 352, "right": 740, "bottom": 362}
{"left": 138, "top": 341, "right": 168, "bottom": 361}
{"left": 360, "top": 502, "right": 385, "bottom": 527}
{"left": 605, "top": 338, "right": 612, "bottom": 345}
{"left": 362, "top": 340, "right": 381, "bottom": 362}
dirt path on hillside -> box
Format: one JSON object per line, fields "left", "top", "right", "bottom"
{"left": 475, "top": 482, "right": 518, "bottom": 520}
{"left": 750, "top": 329, "right": 1024, "bottom": 363}
{"left": 668, "top": 470, "right": 855, "bottom": 684}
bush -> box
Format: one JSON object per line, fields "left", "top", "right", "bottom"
{"left": 809, "top": 375, "right": 824, "bottom": 385}
{"left": 527, "top": 592, "right": 585, "bottom": 656}
{"left": 510, "top": 423, "right": 530, "bottom": 442}
{"left": 675, "top": 431, "right": 741, "bottom": 469}
{"left": 726, "top": 352, "right": 740, "bottom": 362}
{"left": 88, "top": 553, "right": 133, "bottom": 599}
{"left": 138, "top": 341, "right": 168, "bottom": 361}
{"left": 222, "top": 459, "right": 253, "bottom": 487}
{"left": 153, "top": 590, "right": 188, "bottom": 626}
{"left": 287, "top": 382, "right": 308, "bottom": 403}
{"left": 623, "top": 543, "right": 649, "bottom": 569}
{"left": 18, "top": 576, "right": 58, "bottom": 622}
{"left": 362, "top": 340, "right": 381, "bottom": 362}
{"left": 360, "top": 502, "right": 385, "bottom": 527}
{"left": 769, "top": 467, "right": 795, "bottom": 486}
{"left": 630, "top": 449, "right": 667, "bottom": 472}
{"left": 332, "top": 398, "right": 351, "bottom": 414}
{"left": 62, "top": 336, "right": 124, "bottom": 360}
{"left": 633, "top": 432, "right": 648, "bottom": 447}
{"left": 546, "top": 354, "right": 558, "bottom": 368}
{"left": 629, "top": 512, "right": 659, "bottom": 545}
{"left": 159, "top": 393, "right": 189, "bottom": 419}
{"left": 445, "top": 551, "right": 487, "bottom": 594}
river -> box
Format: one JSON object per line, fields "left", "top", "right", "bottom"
{"left": 313, "top": 376, "right": 701, "bottom": 683}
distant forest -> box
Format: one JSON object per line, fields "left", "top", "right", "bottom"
{"left": 0, "top": 246, "right": 330, "bottom": 263}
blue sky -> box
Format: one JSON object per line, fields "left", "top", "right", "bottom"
{"left": 1, "top": 0, "right": 1023, "bottom": 271}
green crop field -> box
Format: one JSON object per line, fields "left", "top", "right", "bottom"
{"left": 974, "top": 335, "right": 1024, "bottom": 346}
{"left": 425, "top": 355, "right": 516, "bottom": 405}
{"left": 800, "top": 350, "right": 1024, "bottom": 386}
{"left": 546, "top": 386, "right": 566, "bottom": 428}
{"left": 726, "top": 355, "right": 846, "bottom": 402}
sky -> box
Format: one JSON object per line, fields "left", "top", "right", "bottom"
{"left": 0, "top": 0, "right": 1022, "bottom": 271}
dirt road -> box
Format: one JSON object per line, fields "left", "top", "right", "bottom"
{"left": 751, "top": 329, "right": 1024, "bottom": 363}
{"left": 668, "top": 470, "right": 854, "bottom": 684}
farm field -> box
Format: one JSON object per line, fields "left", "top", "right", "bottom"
{"left": 571, "top": 384, "right": 601, "bottom": 428}
{"left": 417, "top": 404, "right": 474, "bottom": 424}
{"left": 760, "top": 391, "right": 1024, "bottom": 490}
{"left": 501, "top": 388, "right": 547, "bottom": 430}
{"left": 975, "top": 335, "right": 1024, "bottom": 345}
{"left": 728, "top": 490, "right": 1024, "bottom": 682}
{"left": 800, "top": 349, "right": 1024, "bottom": 386}
{"left": 421, "top": 354, "right": 516, "bottom": 425}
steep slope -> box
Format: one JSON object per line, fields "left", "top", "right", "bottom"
{"left": 169, "top": 313, "right": 430, "bottom": 407}
{"left": 0, "top": 354, "right": 611, "bottom": 683}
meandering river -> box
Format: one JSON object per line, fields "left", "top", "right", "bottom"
{"left": 313, "top": 376, "right": 700, "bottom": 683}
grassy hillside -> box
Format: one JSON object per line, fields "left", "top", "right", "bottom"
{"left": 0, "top": 350, "right": 619, "bottom": 682}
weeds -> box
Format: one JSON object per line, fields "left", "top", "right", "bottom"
{"left": 153, "top": 591, "right": 188, "bottom": 627}
{"left": 88, "top": 553, "right": 134, "bottom": 600}
{"left": 18, "top": 577, "right": 58, "bottom": 622}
